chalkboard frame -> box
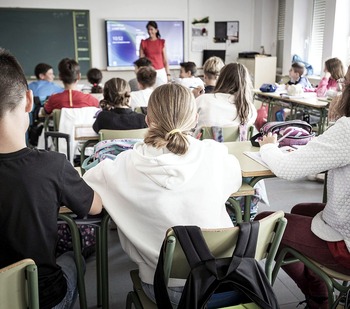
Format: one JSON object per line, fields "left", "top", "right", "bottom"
{"left": 0, "top": 8, "right": 91, "bottom": 79}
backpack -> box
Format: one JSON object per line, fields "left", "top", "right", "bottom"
{"left": 154, "top": 222, "right": 279, "bottom": 309}
{"left": 82, "top": 138, "right": 141, "bottom": 171}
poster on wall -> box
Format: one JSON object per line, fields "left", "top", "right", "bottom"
{"left": 214, "top": 21, "right": 239, "bottom": 43}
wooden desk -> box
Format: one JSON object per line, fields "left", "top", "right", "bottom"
{"left": 225, "top": 141, "right": 274, "bottom": 178}
{"left": 225, "top": 141, "right": 275, "bottom": 222}
{"left": 254, "top": 90, "right": 329, "bottom": 134}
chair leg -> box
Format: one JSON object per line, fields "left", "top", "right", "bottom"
{"left": 101, "top": 212, "right": 111, "bottom": 309}
{"left": 126, "top": 291, "right": 142, "bottom": 309}
{"left": 226, "top": 197, "right": 242, "bottom": 224}
{"left": 96, "top": 226, "right": 102, "bottom": 307}
{"left": 58, "top": 214, "right": 88, "bottom": 309}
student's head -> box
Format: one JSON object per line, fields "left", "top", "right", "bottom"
{"left": 214, "top": 63, "right": 253, "bottom": 124}
{"left": 0, "top": 48, "right": 31, "bottom": 122}
{"left": 100, "top": 78, "right": 130, "bottom": 110}
{"left": 289, "top": 62, "right": 305, "bottom": 79}
{"left": 324, "top": 57, "right": 344, "bottom": 80}
{"left": 87, "top": 68, "right": 103, "bottom": 93}
{"left": 203, "top": 56, "right": 225, "bottom": 81}
{"left": 58, "top": 58, "right": 80, "bottom": 85}
{"left": 179, "top": 62, "right": 197, "bottom": 78}
{"left": 146, "top": 21, "right": 161, "bottom": 38}
{"left": 133, "top": 57, "right": 153, "bottom": 70}
{"left": 144, "top": 84, "right": 197, "bottom": 155}
{"left": 137, "top": 67, "right": 157, "bottom": 89}
{"left": 34, "top": 63, "right": 55, "bottom": 82}
{"left": 337, "top": 65, "right": 350, "bottom": 117}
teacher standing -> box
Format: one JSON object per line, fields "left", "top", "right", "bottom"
{"left": 140, "top": 21, "right": 171, "bottom": 86}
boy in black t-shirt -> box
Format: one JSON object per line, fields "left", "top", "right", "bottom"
{"left": 0, "top": 48, "right": 103, "bottom": 309}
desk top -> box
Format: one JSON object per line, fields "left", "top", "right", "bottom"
{"left": 254, "top": 89, "right": 329, "bottom": 108}
{"left": 225, "top": 141, "right": 274, "bottom": 178}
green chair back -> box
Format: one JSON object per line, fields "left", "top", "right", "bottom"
{"left": 0, "top": 259, "right": 39, "bottom": 309}
{"left": 99, "top": 128, "right": 148, "bottom": 141}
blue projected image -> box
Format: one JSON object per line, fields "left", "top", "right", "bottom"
{"left": 105, "top": 20, "right": 184, "bottom": 69}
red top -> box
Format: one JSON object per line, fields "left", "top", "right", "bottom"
{"left": 328, "top": 241, "right": 350, "bottom": 269}
{"left": 44, "top": 90, "right": 99, "bottom": 114}
{"left": 141, "top": 39, "right": 165, "bottom": 70}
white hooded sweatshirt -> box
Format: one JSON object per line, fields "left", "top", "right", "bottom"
{"left": 83, "top": 136, "right": 241, "bottom": 285}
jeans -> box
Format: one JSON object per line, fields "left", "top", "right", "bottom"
{"left": 255, "top": 203, "right": 350, "bottom": 300}
{"left": 52, "top": 251, "right": 84, "bottom": 309}
{"left": 141, "top": 282, "right": 245, "bottom": 308}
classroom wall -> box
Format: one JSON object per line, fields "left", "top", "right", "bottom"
{"left": 0, "top": 0, "right": 278, "bottom": 82}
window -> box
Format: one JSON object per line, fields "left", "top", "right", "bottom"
{"left": 308, "top": 0, "right": 326, "bottom": 75}
{"left": 276, "top": 0, "right": 286, "bottom": 72}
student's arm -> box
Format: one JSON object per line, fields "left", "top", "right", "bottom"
{"left": 88, "top": 192, "right": 103, "bottom": 215}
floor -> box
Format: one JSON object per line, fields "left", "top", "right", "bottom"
{"left": 74, "top": 177, "right": 325, "bottom": 309}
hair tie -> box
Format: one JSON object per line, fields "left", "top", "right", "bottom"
{"left": 168, "top": 129, "right": 181, "bottom": 135}
{"left": 93, "top": 83, "right": 97, "bottom": 87}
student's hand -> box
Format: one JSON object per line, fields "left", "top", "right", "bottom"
{"left": 191, "top": 86, "right": 205, "bottom": 98}
{"left": 259, "top": 132, "right": 278, "bottom": 146}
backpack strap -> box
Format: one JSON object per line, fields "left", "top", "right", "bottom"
{"left": 172, "top": 226, "right": 215, "bottom": 268}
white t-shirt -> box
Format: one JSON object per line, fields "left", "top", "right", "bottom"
{"left": 130, "top": 88, "right": 153, "bottom": 109}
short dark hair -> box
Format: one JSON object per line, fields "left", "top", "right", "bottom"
{"left": 180, "top": 62, "right": 197, "bottom": 76}
{"left": 291, "top": 62, "right": 305, "bottom": 77}
{"left": 133, "top": 57, "right": 153, "bottom": 68}
{"left": 58, "top": 58, "right": 80, "bottom": 85}
{"left": 0, "top": 48, "right": 28, "bottom": 119}
{"left": 137, "top": 67, "right": 157, "bottom": 88}
{"left": 34, "top": 63, "right": 53, "bottom": 79}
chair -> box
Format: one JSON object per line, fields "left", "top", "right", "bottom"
{"left": 272, "top": 246, "right": 350, "bottom": 308}
{"left": 200, "top": 125, "right": 254, "bottom": 142}
{"left": 98, "top": 128, "right": 148, "bottom": 140}
{"left": 44, "top": 107, "right": 99, "bottom": 164}
{"left": 126, "top": 211, "right": 287, "bottom": 309}
{"left": 0, "top": 258, "right": 39, "bottom": 309}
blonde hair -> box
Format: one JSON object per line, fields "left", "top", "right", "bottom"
{"left": 203, "top": 56, "right": 225, "bottom": 80}
{"left": 144, "top": 84, "right": 197, "bottom": 155}
{"left": 214, "top": 62, "right": 253, "bottom": 124}
{"left": 100, "top": 78, "right": 130, "bottom": 110}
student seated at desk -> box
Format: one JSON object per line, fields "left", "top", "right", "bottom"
{"left": 195, "top": 62, "right": 257, "bottom": 138}
{"left": 202, "top": 56, "right": 225, "bottom": 94}
{"left": 28, "top": 62, "right": 64, "bottom": 103}
{"left": 129, "top": 57, "right": 153, "bottom": 92}
{"left": 0, "top": 48, "right": 103, "bottom": 309}
{"left": 130, "top": 66, "right": 157, "bottom": 110}
{"left": 92, "top": 77, "right": 147, "bottom": 133}
{"left": 44, "top": 58, "right": 99, "bottom": 114}
{"left": 316, "top": 57, "right": 344, "bottom": 97}
{"left": 84, "top": 83, "right": 242, "bottom": 306}
{"left": 174, "top": 61, "right": 205, "bottom": 90}
{"left": 286, "top": 62, "right": 313, "bottom": 91}
{"left": 256, "top": 79, "right": 350, "bottom": 308}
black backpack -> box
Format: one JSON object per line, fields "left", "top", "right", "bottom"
{"left": 154, "top": 222, "right": 279, "bottom": 309}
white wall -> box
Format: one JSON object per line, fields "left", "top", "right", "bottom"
{"left": 0, "top": 0, "right": 278, "bottom": 82}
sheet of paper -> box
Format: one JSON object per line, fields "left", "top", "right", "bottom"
{"left": 244, "top": 146, "right": 299, "bottom": 168}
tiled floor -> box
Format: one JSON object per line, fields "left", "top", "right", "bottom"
{"left": 74, "top": 177, "right": 325, "bottom": 308}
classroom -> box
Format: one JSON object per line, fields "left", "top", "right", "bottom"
{"left": 0, "top": 0, "right": 350, "bottom": 308}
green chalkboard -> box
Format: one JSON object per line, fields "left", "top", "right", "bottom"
{"left": 0, "top": 8, "right": 91, "bottom": 78}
